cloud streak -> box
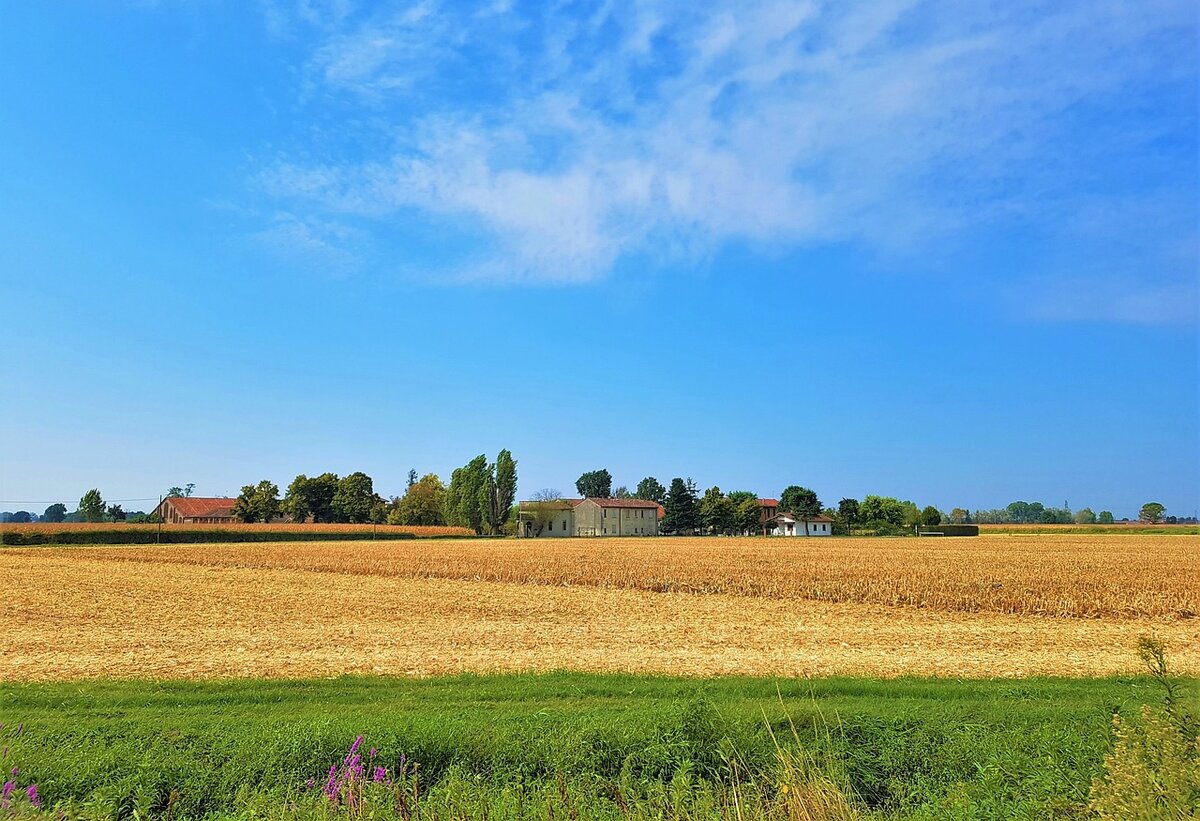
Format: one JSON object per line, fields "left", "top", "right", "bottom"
{"left": 251, "top": 0, "right": 1198, "bottom": 319}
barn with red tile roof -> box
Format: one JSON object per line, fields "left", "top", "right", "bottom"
{"left": 152, "top": 496, "right": 236, "bottom": 524}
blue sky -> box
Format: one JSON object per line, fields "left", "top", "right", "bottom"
{"left": 1, "top": 0, "right": 1197, "bottom": 518}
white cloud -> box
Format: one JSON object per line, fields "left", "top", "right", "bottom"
{"left": 251, "top": 0, "right": 1198, "bottom": 319}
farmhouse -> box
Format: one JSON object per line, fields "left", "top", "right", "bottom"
{"left": 757, "top": 498, "right": 779, "bottom": 532}
{"left": 516, "top": 498, "right": 661, "bottom": 537}
{"left": 152, "top": 496, "right": 236, "bottom": 524}
{"left": 766, "top": 512, "right": 834, "bottom": 537}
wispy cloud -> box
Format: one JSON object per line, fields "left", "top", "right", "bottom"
{"left": 250, "top": 0, "right": 1198, "bottom": 320}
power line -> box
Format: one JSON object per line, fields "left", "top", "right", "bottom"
{"left": 0, "top": 497, "right": 162, "bottom": 505}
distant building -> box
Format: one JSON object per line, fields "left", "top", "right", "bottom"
{"left": 766, "top": 512, "right": 833, "bottom": 537}
{"left": 516, "top": 498, "right": 661, "bottom": 537}
{"left": 152, "top": 496, "right": 236, "bottom": 524}
{"left": 757, "top": 499, "right": 779, "bottom": 533}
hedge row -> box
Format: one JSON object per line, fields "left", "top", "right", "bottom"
{"left": 0, "top": 529, "right": 463, "bottom": 546}
{"left": 918, "top": 524, "right": 980, "bottom": 537}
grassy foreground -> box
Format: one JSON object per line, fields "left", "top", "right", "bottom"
{"left": 2, "top": 672, "right": 1194, "bottom": 819}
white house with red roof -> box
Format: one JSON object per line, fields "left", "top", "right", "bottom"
{"left": 765, "top": 511, "right": 834, "bottom": 536}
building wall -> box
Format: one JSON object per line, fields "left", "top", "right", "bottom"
{"left": 574, "top": 501, "right": 658, "bottom": 536}
{"left": 518, "top": 507, "right": 575, "bottom": 537}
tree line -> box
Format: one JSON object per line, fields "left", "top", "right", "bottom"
{"left": 226, "top": 449, "right": 518, "bottom": 534}
{"left": 531, "top": 468, "right": 1188, "bottom": 534}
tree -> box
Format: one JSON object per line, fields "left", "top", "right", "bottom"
{"left": 42, "top": 503, "right": 67, "bottom": 523}
{"left": 1139, "top": 502, "right": 1166, "bottom": 524}
{"left": 699, "top": 486, "right": 736, "bottom": 535}
{"left": 231, "top": 481, "right": 280, "bottom": 523}
{"left": 838, "top": 498, "right": 860, "bottom": 528}
{"left": 948, "top": 507, "right": 969, "bottom": 524}
{"left": 634, "top": 477, "right": 667, "bottom": 506}
{"left": 575, "top": 469, "right": 613, "bottom": 499}
{"left": 779, "top": 486, "right": 821, "bottom": 518}
{"left": 1075, "top": 507, "right": 1097, "bottom": 524}
{"left": 387, "top": 473, "right": 447, "bottom": 526}
{"left": 920, "top": 505, "right": 942, "bottom": 526}
{"left": 613, "top": 486, "right": 632, "bottom": 499}
{"left": 901, "top": 501, "right": 922, "bottom": 531}
{"left": 106, "top": 504, "right": 126, "bottom": 522}
{"left": 532, "top": 488, "right": 563, "bottom": 501}
{"left": 735, "top": 497, "right": 762, "bottom": 535}
{"left": 79, "top": 489, "right": 106, "bottom": 523}
{"left": 521, "top": 501, "right": 567, "bottom": 536}
{"left": 9, "top": 511, "right": 32, "bottom": 523}
{"left": 1098, "top": 510, "right": 1115, "bottom": 524}
{"left": 283, "top": 472, "right": 340, "bottom": 523}
{"left": 445, "top": 455, "right": 491, "bottom": 534}
{"left": 166, "top": 483, "right": 195, "bottom": 498}
{"left": 662, "top": 477, "right": 699, "bottom": 535}
{"left": 332, "top": 472, "right": 379, "bottom": 523}
{"left": 859, "top": 495, "right": 905, "bottom": 527}
{"left": 488, "top": 449, "right": 518, "bottom": 534}
{"left": 407, "top": 469, "right": 418, "bottom": 490}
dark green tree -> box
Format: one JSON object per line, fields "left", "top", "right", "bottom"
{"left": 231, "top": 481, "right": 281, "bottom": 523}
{"left": 698, "top": 486, "right": 737, "bottom": 535}
{"left": 407, "top": 469, "right": 418, "bottom": 490}
{"left": 1139, "top": 502, "right": 1166, "bottom": 524}
{"left": 1098, "top": 510, "right": 1115, "bottom": 524}
{"left": 662, "top": 478, "right": 699, "bottom": 535}
{"left": 283, "top": 472, "right": 340, "bottom": 523}
{"left": 1075, "top": 507, "right": 1097, "bottom": 524}
{"left": 838, "top": 498, "right": 860, "bottom": 527}
{"left": 575, "top": 469, "right": 613, "bottom": 499}
{"left": 387, "top": 473, "right": 447, "bottom": 526}
{"left": 920, "top": 505, "right": 942, "bottom": 526}
{"left": 724, "top": 489, "right": 753, "bottom": 508}
{"left": 780, "top": 485, "right": 821, "bottom": 518}
{"left": 735, "top": 496, "right": 763, "bottom": 534}
{"left": 445, "top": 455, "right": 491, "bottom": 534}
{"left": 634, "top": 477, "right": 667, "bottom": 506}
{"left": 106, "top": 504, "right": 126, "bottom": 522}
{"left": 859, "top": 495, "right": 905, "bottom": 526}
{"left": 489, "top": 449, "right": 518, "bottom": 534}
{"left": 9, "top": 511, "right": 32, "bottom": 523}
{"left": 42, "top": 503, "right": 67, "bottom": 523}
{"left": 332, "top": 472, "right": 379, "bottom": 523}
{"left": 79, "top": 488, "right": 106, "bottom": 523}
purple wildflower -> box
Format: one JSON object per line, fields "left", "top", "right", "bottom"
{"left": 372, "top": 766, "right": 387, "bottom": 783}
{"left": 26, "top": 784, "right": 40, "bottom": 810}
{"left": 369, "top": 748, "right": 377, "bottom": 759}
{"left": 2, "top": 780, "right": 13, "bottom": 811}
{"left": 305, "top": 778, "right": 315, "bottom": 789}
{"left": 10, "top": 767, "right": 17, "bottom": 777}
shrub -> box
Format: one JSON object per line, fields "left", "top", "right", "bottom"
{"left": 1088, "top": 638, "right": 1200, "bottom": 818}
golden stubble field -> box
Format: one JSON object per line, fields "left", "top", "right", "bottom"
{"left": 1, "top": 534, "right": 1196, "bottom": 681}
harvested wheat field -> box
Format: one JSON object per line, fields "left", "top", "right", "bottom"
{"left": 1, "top": 535, "right": 1197, "bottom": 681}
{"left": 12, "top": 533, "right": 1197, "bottom": 617}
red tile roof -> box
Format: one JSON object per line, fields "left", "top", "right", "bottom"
{"left": 159, "top": 497, "right": 236, "bottom": 518}
{"left": 758, "top": 499, "right": 779, "bottom": 507}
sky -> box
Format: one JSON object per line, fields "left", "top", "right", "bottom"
{"left": 1, "top": 0, "right": 1197, "bottom": 518}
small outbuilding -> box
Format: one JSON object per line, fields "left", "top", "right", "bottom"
{"left": 766, "top": 512, "right": 833, "bottom": 537}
